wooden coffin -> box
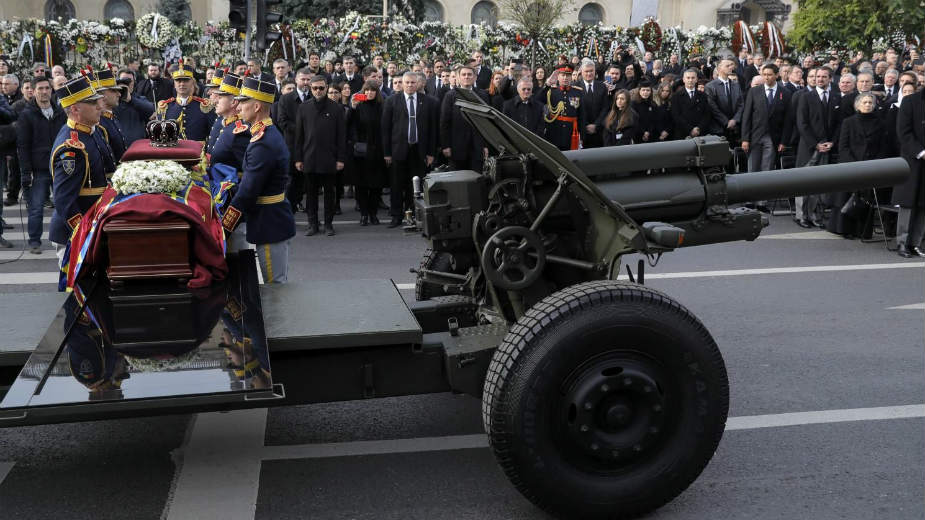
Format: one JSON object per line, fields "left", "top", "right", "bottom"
{"left": 103, "top": 218, "right": 193, "bottom": 281}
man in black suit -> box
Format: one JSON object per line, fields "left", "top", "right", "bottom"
{"left": 743, "top": 54, "right": 763, "bottom": 88}
{"left": 704, "top": 58, "right": 744, "bottom": 138}
{"left": 664, "top": 54, "right": 683, "bottom": 76}
{"left": 794, "top": 65, "right": 840, "bottom": 227}
{"left": 271, "top": 58, "right": 292, "bottom": 101}
{"left": 782, "top": 66, "right": 803, "bottom": 93}
{"left": 472, "top": 51, "right": 492, "bottom": 90}
{"left": 741, "top": 63, "right": 792, "bottom": 175}
{"left": 247, "top": 58, "right": 274, "bottom": 83}
{"left": 440, "top": 65, "right": 490, "bottom": 171}
{"left": 335, "top": 56, "right": 363, "bottom": 95}
{"left": 136, "top": 63, "right": 175, "bottom": 104}
{"left": 670, "top": 69, "right": 712, "bottom": 140}
{"left": 425, "top": 59, "right": 447, "bottom": 97}
{"left": 382, "top": 71, "right": 437, "bottom": 227}
{"left": 502, "top": 78, "right": 544, "bottom": 136}
{"left": 294, "top": 74, "right": 346, "bottom": 236}
{"left": 735, "top": 49, "right": 750, "bottom": 89}
{"left": 278, "top": 68, "right": 312, "bottom": 212}
{"left": 895, "top": 84, "right": 925, "bottom": 256}
{"left": 578, "top": 60, "right": 609, "bottom": 148}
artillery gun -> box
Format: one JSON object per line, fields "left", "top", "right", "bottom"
{"left": 0, "top": 90, "right": 909, "bottom": 520}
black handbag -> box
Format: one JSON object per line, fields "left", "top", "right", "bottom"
{"left": 353, "top": 142, "right": 367, "bottom": 157}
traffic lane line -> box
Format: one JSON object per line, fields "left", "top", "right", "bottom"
{"left": 888, "top": 303, "right": 925, "bottom": 310}
{"left": 163, "top": 409, "right": 267, "bottom": 520}
{"left": 0, "top": 461, "right": 14, "bottom": 486}
{"left": 261, "top": 404, "right": 925, "bottom": 461}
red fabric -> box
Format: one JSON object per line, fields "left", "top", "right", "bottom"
{"left": 68, "top": 187, "right": 227, "bottom": 290}
{"left": 122, "top": 139, "right": 203, "bottom": 163}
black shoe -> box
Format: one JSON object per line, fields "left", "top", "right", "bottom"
{"left": 369, "top": 215, "right": 380, "bottom": 225}
{"left": 360, "top": 215, "right": 369, "bottom": 226}
{"left": 796, "top": 219, "right": 812, "bottom": 228}
{"left": 44, "top": 200, "right": 54, "bottom": 209}
{"left": 3, "top": 199, "right": 15, "bottom": 207}
{"left": 1, "top": 221, "right": 11, "bottom": 230}
{"left": 898, "top": 246, "right": 914, "bottom": 258}
{"left": 0, "top": 237, "right": 12, "bottom": 248}
{"left": 756, "top": 204, "right": 770, "bottom": 213}
{"left": 811, "top": 219, "right": 825, "bottom": 228}
{"left": 29, "top": 245, "right": 41, "bottom": 254}
{"left": 354, "top": 203, "right": 360, "bottom": 212}
{"left": 914, "top": 246, "right": 925, "bottom": 258}
{"left": 305, "top": 224, "right": 319, "bottom": 236}
{"left": 325, "top": 223, "right": 335, "bottom": 236}
{"left": 387, "top": 217, "right": 402, "bottom": 228}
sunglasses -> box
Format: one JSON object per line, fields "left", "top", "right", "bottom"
{"left": 310, "top": 86, "right": 326, "bottom": 91}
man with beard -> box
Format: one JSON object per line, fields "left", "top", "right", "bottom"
{"left": 136, "top": 63, "right": 175, "bottom": 104}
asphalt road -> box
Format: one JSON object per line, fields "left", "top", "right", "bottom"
{"left": 0, "top": 199, "right": 922, "bottom": 520}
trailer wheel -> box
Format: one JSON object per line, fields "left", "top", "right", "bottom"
{"left": 482, "top": 280, "right": 728, "bottom": 519}
{"left": 415, "top": 248, "right": 456, "bottom": 301}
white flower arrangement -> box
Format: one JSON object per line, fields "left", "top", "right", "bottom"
{"left": 124, "top": 348, "right": 201, "bottom": 372}
{"left": 111, "top": 160, "right": 191, "bottom": 196}
{"left": 136, "top": 12, "right": 176, "bottom": 49}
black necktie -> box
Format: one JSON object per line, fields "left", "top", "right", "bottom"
{"left": 767, "top": 88, "right": 774, "bottom": 107}
{"left": 408, "top": 96, "right": 417, "bottom": 144}
{"left": 587, "top": 82, "right": 592, "bottom": 93}
{"left": 724, "top": 81, "right": 730, "bottom": 100}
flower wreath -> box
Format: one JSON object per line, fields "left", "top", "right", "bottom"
{"left": 111, "top": 160, "right": 192, "bottom": 195}
{"left": 640, "top": 18, "right": 662, "bottom": 53}
{"left": 136, "top": 13, "right": 176, "bottom": 49}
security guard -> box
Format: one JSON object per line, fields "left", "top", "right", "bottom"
{"left": 208, "top": 72, "right": 251, "bottom": 252}
{"left": 542, "top": 66, "right": 585, "bottom": 150}
{"left": 157, "top": 59, "right": 216, "bottom": 141}
{"left": 91, "top": 66, "right": 128, "bottom": 162}
{"left": 49, "top": 75, "right": 113, "bottom": 264}
{"left": 222, "top": 76, "right": 294, "bottom": 283}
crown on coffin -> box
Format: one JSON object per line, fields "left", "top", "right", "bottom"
{"left": 146, "top": 119, "right": 180, "bottom": 148}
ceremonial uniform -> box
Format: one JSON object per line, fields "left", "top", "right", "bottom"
{"left": 90, "top": 68, "right": 128, "bottom": 162}
{"left": 157, "top": 62, "right": 216, "bottom": 141}
{"left": 223, "top": 77, "right": 295, "bottom": 283}
{"left": 542, "top": 73, "right": 585, "bottom": 150}
{"left": 49, "top": 76, "right": 109, "bottom": 252}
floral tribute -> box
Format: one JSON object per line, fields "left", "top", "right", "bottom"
{"left": 111, "top": 160, "right": 191, "bottom": 196}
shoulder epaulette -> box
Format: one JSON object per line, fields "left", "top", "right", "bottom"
{"left": 195, "top": 96, "right": 214, "bottom": 113}
{"left": 571, "top": 85, "right": 584, "bottom": 91}
{"left": 250, "top": 130, "right": 265, "bottom": 142}
{"left": 232, "top": 120, "right": 249, "bottom": 134}
{"left": 65, "top": 130, "right": 85, "bottom": 150}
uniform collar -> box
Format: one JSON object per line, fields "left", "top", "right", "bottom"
{"left": 177, "top": 96, "right": 189, "bottom": 106}
{"left": 101, "top": 110, "right": 114, "bottom": 119}
{"left": 66, "top": 118, "right": 94, "bottom": 134}
{"left": 223, "top": 114, "right": 239, "bottom": 126}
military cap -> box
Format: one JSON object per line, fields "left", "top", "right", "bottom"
{"left": 92, "top": 67, "right": 119, "bottom": 90}
{"left": 172, "top": 59, "right": 195, "bottom": 80}
{"left": 212, "top": 66, "right": 227, "bottom": 86}
{"left": 217, "top": 72, "right": 243, "bottom": 96}
{"left": 555, "top": 66, "right": 573, "bottom": 75}
{"left": 235, "top": 76, "right": 275, "bottom": 103}
{"left": 56, "top": 75, "right": 102, "bottom": 108}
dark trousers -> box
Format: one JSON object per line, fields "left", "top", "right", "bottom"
{"left": 390, "top": 147, "right": 424, "bottom": 218}
{"left": 0, "top": 153, "right": 19, "bottom": 203}
{"left": 286, "top": 165, "right": 304, "bottom": 211}
{"left": 305, "top": 173, "right": 336, "bottom": 225}
{"left": 356, "top": 186, "right": 382, "bottom": 217}
{"left": 25, "top": 170, "right": 52, "bottom": 246}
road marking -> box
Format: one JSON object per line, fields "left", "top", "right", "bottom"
{"left": 0, "top": 461, "right": 14, "bottom": 486}
{"left": 725, "top": 404, "right": 925, "bottom": 431}
{"left": 163, "top": 409, "right": 267, "bottom": 520}
{"left": 760, "top": 230, "right": 843, "bottom": 240}
{"left": 395, "top": 262, "right": 924, "bottom": 290}
{"left": 0, "top": 250, "right": 55, "bottom": 260}
{"left": 259, "top": 404, "right": 925, "bottom": 461}
{"left": 0, "top": 272, "right": 57, "bottom": 284}
{"left": 887, "top": 303, "right": 925, "bottom": 310}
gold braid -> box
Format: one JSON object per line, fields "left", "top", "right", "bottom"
{"left": 544, "top": 88, "right": 566, "bottom": 123}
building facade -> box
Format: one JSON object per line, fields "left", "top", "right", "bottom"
{"left": 0, "top": 0, "right": 795, "bottom": 31}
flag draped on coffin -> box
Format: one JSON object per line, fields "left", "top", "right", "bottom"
{"left": 60, "top": 182, "right": 228, "bottom": 292}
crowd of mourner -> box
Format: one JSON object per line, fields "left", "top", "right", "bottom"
{"left": 1, "top": 41, "right": 924, "bottom": 266}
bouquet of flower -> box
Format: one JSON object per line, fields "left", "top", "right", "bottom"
{"left": 136, "top": 13, "right": 176, "bottom": 49}
{"left": 111, "top": 160, "right": 191, "bottom": 195}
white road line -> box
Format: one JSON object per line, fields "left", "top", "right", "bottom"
{"left": 0, "top": 272, "right": 57, "bottom": 284}
{"left": 887, "top": 303, "right": 925, "bottom": 310}
{"left": 760, "top": 230, "right": 843, "bottom": 240}
{"left": 0, "top": 461, "right": 14, "bottom": 486}
{"left": 163, "top": 409, "right": 267, "bottom": 520}
{"left": 0, "top": 250, "right": 55, "bottom": 260}
{"left": 395, "top": 262, "right": 925, "bottom": 290}
{"left": 259, "top": 404, "right": 925, "bottom": 461}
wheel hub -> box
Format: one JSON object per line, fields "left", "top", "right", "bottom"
{"left": 562, "top": 361, "right": 668, "bottom": 464}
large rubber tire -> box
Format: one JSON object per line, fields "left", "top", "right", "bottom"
{"left": 414, "top": 248, "right": 455, "bottom": 301}
{"left": 482, "top": 280, "right": 729, "bottom": 519}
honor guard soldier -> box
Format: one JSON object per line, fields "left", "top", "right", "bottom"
{"left": 542, "top": 66, "right": 585, "bottom": 150}
{"left": 207, "top": 66, "right": 227, "bottom": 107}
{"left": 208, "top": 72, "right": 252, "bottom": 252}
{"left": 91, "top": 66, "right": 128, "bottom": 162}
{"left": 49, "top": 75, "right": 113, "bottom": 264}
{"left": 222, "top": 76, "right": 295, "bottom": 283}
{"left": 157, "top": 59, "right": 216, "bottom": 142}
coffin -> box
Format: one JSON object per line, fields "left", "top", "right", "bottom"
{"left": 104, "top": 218, "right": 193, "bottom": 281}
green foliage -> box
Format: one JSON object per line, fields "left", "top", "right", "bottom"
{"left": 789, "top": 0, "right": 925, "bottom": 54}
{"left": 156, "top": 0, "right": 191, "bottom": 26}
{"left": 281, "top": 0, "right": 425, "bottom": 22}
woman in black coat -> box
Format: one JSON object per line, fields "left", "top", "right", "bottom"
{"left": 347, "top": 80, "right": 388, "bottom": 225}
{"left": 831, "top": 92, "right": 886, "bottom": 238}
{"left": 653, "top": 82, "right": 674, "bottom": 142}
{"left": 630, "top": 80, "right": 657, "bottom": 144}
{"left": 596, "top": 89, "right": 637, "bottom": 147}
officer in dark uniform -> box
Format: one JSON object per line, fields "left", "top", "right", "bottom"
{"left": 157, "top": 59, "right": 216, "bottom": 142}
{"left": 49, "top": 75, "right": 113, "bottom": 264}
{"left": 540, "top": 66, "right": 585, "bottom": 150}
{"left": 92, "top": 67, "right": 128, "bottom": 162}
{"left": 207, "top": 72, "right": 251, "bottom": 252}
{"left": 222, "top": 76, "right": 295, "bottom": 283}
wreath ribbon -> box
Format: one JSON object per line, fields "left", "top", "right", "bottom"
{"left": 151, "top": 13, "right": 160, "bottom": 43}
{"left": 17, "top": 33, "right": 34, "bottom": 64}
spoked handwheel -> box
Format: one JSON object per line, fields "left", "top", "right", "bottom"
{"left": 482, "top": 280, "right": 729, "bottom": 519}
{"left": 481, "top": 226, "right": 546, "bottom": 291}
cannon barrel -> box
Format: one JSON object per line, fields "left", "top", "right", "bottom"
{"left": 563, "top": 136, "right": 731, "bottom": 178}
{"left": 595, "top": 158, "right": 910, "bottom": 222}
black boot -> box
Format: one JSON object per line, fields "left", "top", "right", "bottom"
{"left": 369, "top": 215, "right": 380, "bottom": 225}
{"left": 360, "top": 215, "right": 369, "bottom": 226}
{"left": 305, "top": 221, "right": 320, "bottom": 236}
{"left": 898, "top": 245, "right": 914, "bottom": 258}
{"left": 387, "top": 217, "right": 402, "bottom": 228}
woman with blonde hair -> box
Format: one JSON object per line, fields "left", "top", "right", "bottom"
{"left": 652, "top": 82, "right": 673, "bottom": 141}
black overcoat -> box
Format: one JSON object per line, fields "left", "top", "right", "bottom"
{"left": 294, "top": 96, "right": 346, "bottom": 175}
{"left": 894, "top": 90, "right": 925, "bottom": 207}
{"left": 348, "top": 100, "right": 388, "bottom": 188}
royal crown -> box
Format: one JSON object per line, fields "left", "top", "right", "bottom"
{"left": 146, "top": 119, "right": 180, "bottom": 147}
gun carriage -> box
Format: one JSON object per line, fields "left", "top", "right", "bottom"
{"left": 0, "top": 90, "right": 909, "bottom": 519}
